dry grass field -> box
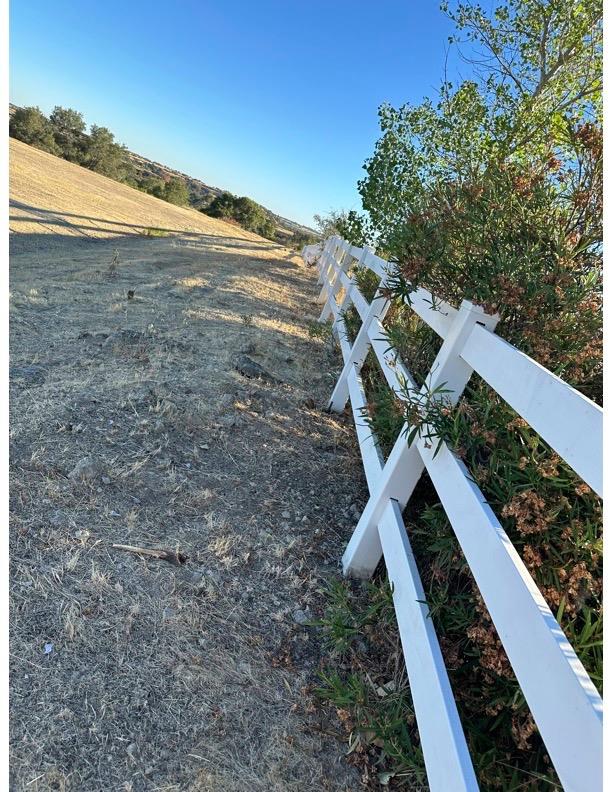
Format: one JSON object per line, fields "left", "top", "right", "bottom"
{"left": 9, "top": 140, "right": 367, "bottom": 791}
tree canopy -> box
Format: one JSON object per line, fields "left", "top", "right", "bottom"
{"left": 49, "top": 106, "right": 87, "bottom": 163}
{"left": 203, "top": 192, "right": 276, "bottom": 239}
{"left": 9, "top": 107, "right": 59, "bottom": 155}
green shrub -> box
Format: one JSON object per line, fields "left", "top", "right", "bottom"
{"left": 141, "top": 227, "right": 169, "bottom": 237}
{"left": 317, "top": 1, "right": 602, "bottom": 788}
{"left": 163, "top": 176, "right": 190, "bottom": 206}
{"left": 83, "top": 125, "right": 129, "bottom": 179}
{"left": 314, "top": 209, "right": 373, "bottom": 247}
{"left": 49, "top": 106, "right": 87, "bottom": 163}
{"left": 203, "top": 191, "right": 277, "bottom": 239}
{"left": 9, "top": 106, "right": 60, "bottom": 155}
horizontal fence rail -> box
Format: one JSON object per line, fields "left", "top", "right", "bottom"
{"left": 302, "top": 236, "right": 603, "bottom": 792}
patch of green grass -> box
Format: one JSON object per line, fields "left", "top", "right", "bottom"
{"left": 307, "top": 321, "right": 332, "bottom": 341}
{"left": 314, "top": 579, "right": 427, "bottom": 788}
{"left": 141, "top": 227, "right": 170, "bottom": 237}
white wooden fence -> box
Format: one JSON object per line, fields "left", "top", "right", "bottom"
{"left": 303, "top": 235, "right": 603, "bottom": 792}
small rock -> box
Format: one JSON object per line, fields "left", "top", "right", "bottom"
{"left": 292, "top": 608, "right": 313, "bottom": 626}
{"left": 235, "top": 355, "right": 278, "bottom": 382}
{"left": 281, "top": 510, "right": 291, "bottom": 519}
{"left": 101, "top": 476, "right": 111, "bottom": 485}
{"left": 68, "top": 457, "right": 103, "bottom": 482}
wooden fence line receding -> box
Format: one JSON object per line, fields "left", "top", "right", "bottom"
{"left": 303, "top": 235, "right": 603, "bottom": 792}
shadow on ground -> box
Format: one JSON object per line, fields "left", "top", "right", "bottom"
{"left": 9, "top": 229, "right": 366, "bottom": 792}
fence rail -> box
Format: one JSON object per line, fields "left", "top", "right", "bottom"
{"left": 303, "top": 235, "right": 603, "bottom": 792}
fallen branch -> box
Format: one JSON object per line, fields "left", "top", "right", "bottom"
{"left": 111, "top": 544, "right": 188, "bottom": 566}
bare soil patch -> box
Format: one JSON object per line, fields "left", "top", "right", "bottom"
{"left": 10, "top": 144, "right": 368, "bottom": 791}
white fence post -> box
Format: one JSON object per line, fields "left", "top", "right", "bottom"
{"left": 319, "top": 240, "right": 352, "bottom": 322}
{"left": 327, "top": 248, "right": 393, "bottom": 412}
{"left": 316, "top": 237, "right": 337, "bottom": 303}
{"left": 342, "top": 300, "right": 498, "bottom": 579}
{"left": 304, "top": 235, "right": 603, "bottom": 792}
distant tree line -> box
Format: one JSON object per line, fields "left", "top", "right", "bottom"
{"left": 9, "top": 105, "right": 190, "bottom": 207}
{"left": 9, "top": 103, "right": 318, "bottom": 243}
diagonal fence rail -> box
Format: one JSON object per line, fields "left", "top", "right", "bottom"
{"left": 303, "top": 235, "right": 603, "bottom": 792}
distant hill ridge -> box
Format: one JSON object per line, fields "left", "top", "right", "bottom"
{"left": 9, "top": 103, "right": 318, "bottom": 239}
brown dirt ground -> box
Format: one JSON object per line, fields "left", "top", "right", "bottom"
{"left": 9, "top": 141, "right": 369, "bottom": 791}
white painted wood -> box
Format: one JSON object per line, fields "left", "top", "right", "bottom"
{"left": 327, "top": 249, "right": 393, "bottom": 413}
{"left": 316, "top": 249, "right": 334, "bottom": 304}
{"left": 346, "top": 366, "right": 385, "bottom": 490}
{"left": 342, "top": 301, "right": 498, "bottom": 579}
{"left": 419, "top": 439, "right": 603, "bottom": 792}
{"left": 367, "top": 318, "right": 416, "bottom": 395}
{"left": 319, "top": 239, "right": 352, "bottom": 322}
{"left": 460, "top": 324, "right": 603, "bottom": 496}
{"left": 331, "top": 311, "right": 353, "bottom": 366}
{"left": 304, "top": 235, "right": 604, "bottom": 792}
{"left": 379, "top": 500, "right": 479, "bottom": 792}
{"left": 364, "top": 250, "right": 389, "bottom": 279}
{"left": 327, "top": 290, "right": 390, "bottom": 413}
{"left": 401, "top": 289, "right": 458, "bottom": 339}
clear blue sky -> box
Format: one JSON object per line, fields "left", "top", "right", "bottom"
{"left": 10, "top": 1, "right": 461, "bottom": 228}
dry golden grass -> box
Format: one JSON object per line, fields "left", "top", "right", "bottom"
{"left": 9, "top": 140, "right": 367, "bottom": 791}
{"left": 9, "top": 137, "right": 277, "bottom": 243}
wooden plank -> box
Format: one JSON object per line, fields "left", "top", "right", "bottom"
{"left": 319, "top": 242, "right": 351, "bottom": 322}
{"left": 460, "top": 324, "right": 603, "bottom": 496}
{"left": 362, "top": 249, "right": 388, "bottom": 278}
{"left": 343, "top": 301, "right": 498, "bottom": 578}
{"left": 402, "top": 288, "right": 458, "bottom": 339}
{"left": 419, "top": 439, "right": 603, "bottom": 792}
{"left": 367, "top": 319, "right": 417, "bottom": 394}
{"left": 328, "top": 290, "right": 390, "bottom": 412}
{"left": 346, "top": 367, "right": 385, "bottom": 491}
{"left": 379, "top": 501, "right": 478, "bottom": 792}
{"left": 332, "top": 313, "right": 354, "bottom": 366}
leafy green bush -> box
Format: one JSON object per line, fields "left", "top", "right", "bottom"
{"left": 9, "top": 106, "right": 60, "bottom": 155}
{"left": 314, "top": 209, "right": 373, "bottom": 247}
{"left": 84, "top": 125, "right": 129, "bottom": 179}
{"left": 10, "top": 105, "right": 134, "bottom": 183}
{"left": 138, "top": 177, "right": 166, "bottom": 199}
{"left": 317, "top": 1, "right": 602, "bottom": 788}
{"left": 203, "top": 192, "right": 277, "bottom": 239}
{"left": 163, "top": 176, "right": 190, "bottom": 206}
{"left": 49, "top": 106, "right": 87, "bottom": 163}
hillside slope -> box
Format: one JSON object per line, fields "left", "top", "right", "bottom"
{"left": 9, "top": 136, "right": 276, "bottom": 243}
{"left": 9, "top": 103, "right": 318, "bottom": 238}
{"left": 9, "top": 136, "right": 363, "bottom": 791}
